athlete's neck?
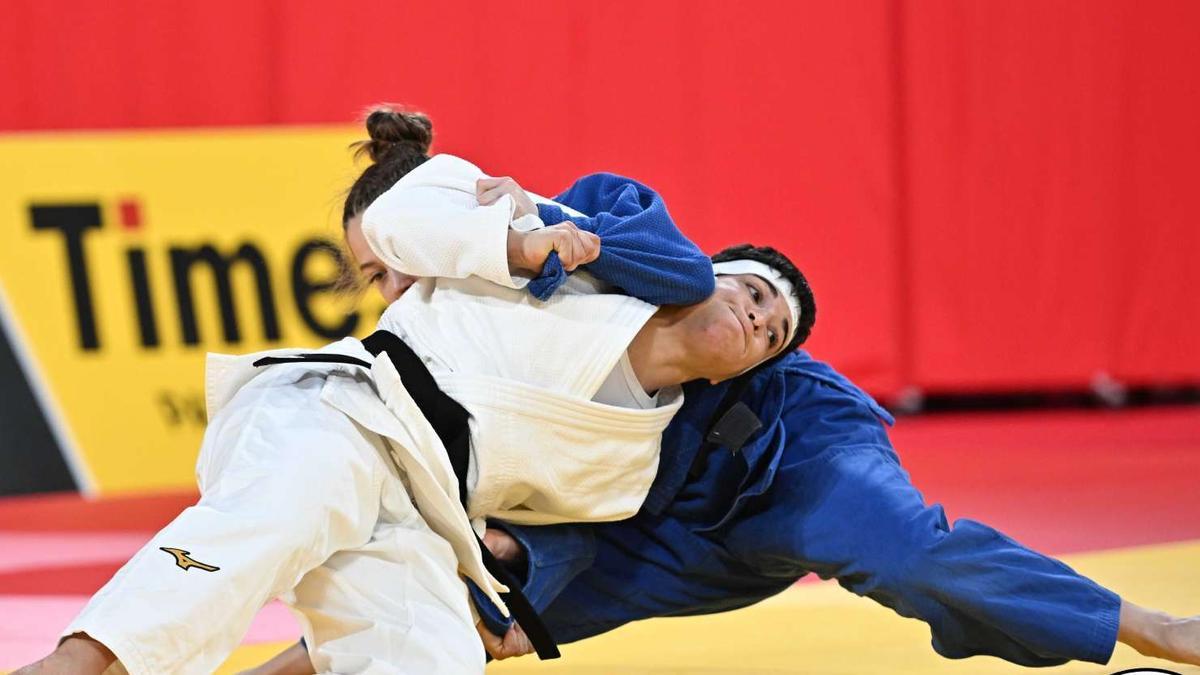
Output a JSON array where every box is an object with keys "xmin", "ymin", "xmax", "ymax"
[{"xmin": 626, "ymin": 307, "xmax": 704, "ymax": 393}]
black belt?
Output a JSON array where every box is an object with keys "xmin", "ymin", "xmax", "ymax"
[{"xmin": 254, "ymin": 330, "xmax": 561, "ymax": 660}]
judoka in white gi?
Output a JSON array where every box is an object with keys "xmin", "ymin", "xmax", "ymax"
[{"xmin": 23, "ymin": 108, "xmax": 806, "ymax": 675}]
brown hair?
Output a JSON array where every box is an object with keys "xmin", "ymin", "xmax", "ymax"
[
  {"xmin": 342, "ymin": 104, "xmax": 433, "ymax": 227},
  {"xmin": 336, "ymin": 105, "xmax": 433, "ymax": 294}
]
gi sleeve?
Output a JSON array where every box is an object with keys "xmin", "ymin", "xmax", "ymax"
[
  {"xmin": 466, "ymin": 577, "xmax": 512, "ymax": 637},
  {"xmin": 728, "ymin": 377, "xmax": 1122, "ymax": 667},
  {"xmin": 360, "ymin": 155, "xmax": 536, "ymax": 290},
  {"xmin": 536, "ymin": 173, "xmax": 716, "ymax": 305},
  {"xmin": 469, "ymin": 521, "xmax": 598, "ymax": 637},
  {"xmin": 495, "ymin": 521, "xmax": 598, "ymax": 611}
]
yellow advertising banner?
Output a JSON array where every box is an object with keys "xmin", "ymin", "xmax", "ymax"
[{"xmin": 0, "ymin": 126, "xmax": 389, "ymax": 495}]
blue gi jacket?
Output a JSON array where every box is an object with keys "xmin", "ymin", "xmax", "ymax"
[
  {"xmin": 477, "ymin": 173, "xmax": 1122, "ymax": 667},
  {"xmin": 529, "ymin": 172, "xmax": 715, "ymax": 305}
]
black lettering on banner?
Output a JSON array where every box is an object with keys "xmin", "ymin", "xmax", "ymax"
[
  {"xmin": 29, "ymin": 204, "xmax": 103, "ymax": 350},
  {"xmin": 127, "ymin": 248, "xmax": 159, "ymax": 347},
  {"xmin": 169, "ymin": 243, "xmax": 280, "ymax": 345},
  {"xmin": 292, "ymin": 239, "xmax": 359, "ymax": 339},
  {"xmin": 187, "ymin": 393, "xmax": 206, "ymax": 425},
  {"xmin": 157, "ymin": 391, "xmax": 181, "ymax": 426},
  {"xmin": 156, "ymin": 390, "xmax": 206, "ymax": 428},
  {"xmin": 31, "ymin": 202, "xmax": 358, "ymax": 351}
]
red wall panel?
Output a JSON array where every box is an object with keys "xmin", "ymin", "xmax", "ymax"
[
  {"xmin": 264, "ymin": 1, "xmax": 904, "ymax": 396},
  {"xmin": 3, "ymin": 0, "xmax": 1197, "ymax": 397},
  {"xmin": 0, "ymin": 1, "xmax": 279, "ymax": 128},
  {"xmin": 900, "ymin": 0, "xmax": 1200, "ymax": 392},
  {"xmin": 0, "ymin": 0, "xmax": 903, "ymax": 395},
  {"xmin": 1107, "ymin": 4, "xmax": 1200, "ymax": 385}
]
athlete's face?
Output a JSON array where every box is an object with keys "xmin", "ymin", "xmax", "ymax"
[
  {"xmin": 345, "ymin": 214, "xmax": 417, "ymax": 303},
  {"xmin": 681, "ymin": 273, "xmax": 793, "ymax": 383}
]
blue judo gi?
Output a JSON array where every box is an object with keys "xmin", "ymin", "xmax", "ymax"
[{"xmin": 473, "ymin": 173, "xmax": 1123, "ymax": 667}]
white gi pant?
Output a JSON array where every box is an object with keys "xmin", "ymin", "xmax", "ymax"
[{"xmin": 63, "ymin": 366, "xmax": 484, "ymax": 674}]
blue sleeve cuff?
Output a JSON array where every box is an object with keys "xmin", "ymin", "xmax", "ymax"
[
  {"xmin": 1083, "ymin": 586, "xmax": 1122, "ymax": 665},
  {"xmin": 467, "ymin": 577, "xmax": 514, "ymax": 637},
  {"xmin": 489, "ymin": 520, "xmax": 597, "ymax": 611}
]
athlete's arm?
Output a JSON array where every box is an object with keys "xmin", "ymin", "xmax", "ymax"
[
  {"xmin": 366, "ymin": 153, "xmax": 713, "ymax": 305},
  {"xmin": 472, "ymin": 531, "xmax": 536, "ymax": 661},
  {"xmin": 498, "ymin": 172, "xmax": 717, "ymax": 305},
  {"xmin": 506, "ymin": 219, "xmax": 600, "ymax": 276},
  {"xmin": 360, "ymin": 154, "xmax": 550, "ymax": 290},
  {"xmin": 1118, "ymin": 601, "xmax": 1200, "ymax": 665},
  {"xmin": 469, "ymin": 522, "xmax": 596, "ymax": 659},
  {"xmin": 726, "ymin": 374, "xmax": 1200, "ymax": 667}
]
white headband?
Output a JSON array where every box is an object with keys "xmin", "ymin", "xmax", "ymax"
[{"xmin": 712, "ymin": 259, "xmax": 801, "ymax": 344}]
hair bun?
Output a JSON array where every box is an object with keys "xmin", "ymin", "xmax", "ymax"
[{"xmin": 358, "ymin": 105, "xmax": 433, "ymax": 164}]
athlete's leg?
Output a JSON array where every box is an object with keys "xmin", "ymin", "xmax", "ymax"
[
  {"xmin": 286, "ymin": 432, "xmax": 483, "ymax": 674},
  {"xmin": 24, "ymin": 370, "xmax": 390, "ymax": 675}
]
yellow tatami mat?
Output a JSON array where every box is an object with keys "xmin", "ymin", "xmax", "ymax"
[{"xmin": 216, "ymin": 540, "xmax": 1200, "ymax": 674}]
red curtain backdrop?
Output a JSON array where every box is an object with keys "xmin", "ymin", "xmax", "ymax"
[
  {"xmin": 3, "ymin": 0, "xmax": 1197, "ymax": 398},
  {"xmin": 900, "ymin": 0, "xmax": 1200, "ymax": 392}
]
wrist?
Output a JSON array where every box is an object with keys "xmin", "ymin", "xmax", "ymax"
[
  {"xmin": 506, "ymin": 230, "xmax": 533, "ymax": 274},
  {"xmin": 1118, "ymin": 600, "xmax": 1172, "ymax": 657},
  {"xmin": 504, "ymin": 539, "xmax": 528, "ymax": 567}
]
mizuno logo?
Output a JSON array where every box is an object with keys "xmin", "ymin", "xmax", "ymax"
[{"xmin": 159, "ymin": 547, "xmax": 220, "ymax": 572}]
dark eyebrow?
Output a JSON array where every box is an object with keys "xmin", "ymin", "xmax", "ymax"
[
  {"xmin": 758, "ymin": 275, "xmax": 779, "ymax": 298},
  {"xmin": 358, "ymin": 262, "xmax": 375, "ymax": 273},
  {"xmin": 781, "ymin": 318, "xmax": 791, "ymax": 349}
]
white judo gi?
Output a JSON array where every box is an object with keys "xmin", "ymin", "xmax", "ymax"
[{"xmin": 63, "ymin": 155, "xmax": 684, "ymax": 674}]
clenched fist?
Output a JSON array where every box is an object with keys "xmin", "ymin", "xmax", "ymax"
[{"xmin": 507, "ymin": 221, "xmax": 600, "ymax": 275}]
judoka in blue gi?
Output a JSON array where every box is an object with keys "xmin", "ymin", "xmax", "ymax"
[
  {"xmin": 473, "ymin": 176, "xmax": 1200, "ymax": 670},
  {"xmin": 241, "ymin": 117, "xmax": 1200, "ymax": 673}
]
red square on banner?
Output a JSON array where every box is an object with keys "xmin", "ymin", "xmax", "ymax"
[{"xmin": 118, "ymin": 199, "xmax": 141, "ymax": 230}]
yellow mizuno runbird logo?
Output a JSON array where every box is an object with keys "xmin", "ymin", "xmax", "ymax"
[{"xmin": 159, "ymin": 547, "xmax": 220, "ymax": 572}]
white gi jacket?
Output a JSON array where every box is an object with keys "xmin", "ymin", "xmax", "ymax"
[{"xmin": 204, "ymin": 155, "xmax": 683, "ymax": 614}]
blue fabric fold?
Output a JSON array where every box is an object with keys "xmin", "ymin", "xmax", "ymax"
[
  {"xmin": 528, "ymin": 175, "xmax": 715, "ymax": 305},
  {"xmin": 525, "ymin": 250, "xmax": 564, "ymax": 301}
]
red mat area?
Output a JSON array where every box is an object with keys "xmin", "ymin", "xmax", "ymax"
[
  {"xmin": 1, "ymin": 406, "xmax": 1198, "ymax": 598},
  {"xmin": 893, "ymin": 405, "xmax": 1200, "ymax": 553},
  {"xmin": 0, "ymin": 492, "xmax": 197, "ymax": 594},
  {"xmin": 0, "ymin": 491, "xmax": 197, "ymax": 532},
  {"xmin": 0, "ymin": 563, "xmax": 134, "ymax": 595}
]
